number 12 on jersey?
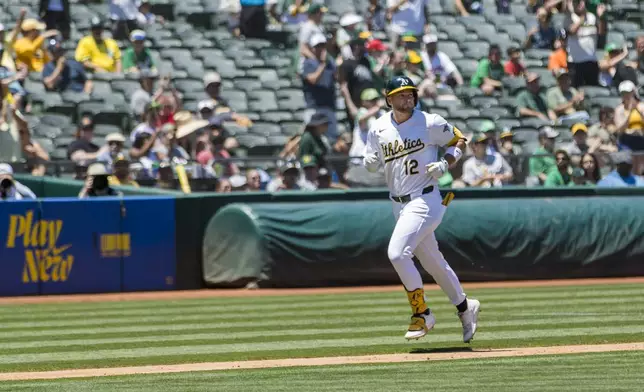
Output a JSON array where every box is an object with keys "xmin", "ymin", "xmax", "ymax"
[{"xmin": 404, "ymin": 159, "xmax": 419, "ymax": 175}]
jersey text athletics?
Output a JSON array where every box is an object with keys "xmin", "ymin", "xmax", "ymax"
[{"xmin": 381, "ymin": 138, "xmax": 425, "ymax": 162}]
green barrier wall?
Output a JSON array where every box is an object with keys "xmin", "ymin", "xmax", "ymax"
[
  {"xmin": 14, "ymin": 175, "xmax": 182, "ymax": 197},
  {"xmin": 202, "ymin": 196, "xmax": 644, "ymax": 288}
]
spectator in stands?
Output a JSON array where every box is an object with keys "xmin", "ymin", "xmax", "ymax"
[
  {"xmin": 631, "ymin": 36, "xmax": 644, "ymax": 74},
  {"xmin": 215, "ymin": 177, "xmax": 232, "ymax": 193},
  {"xmin": 386, "ymin": 0, "xmax": 430, "ymax": 42},
  {"xmin": 13, "ymin": 19, "xmax": 58, "ymax": 72},
  {"xmin": 98, "ymin": 132, "xmax": 127, "ymax": 165},
  {"xmin": 9, "ymin": 101, "xmax": 49, "ymax": 175},
  {"xmin": 565, "ymin": 123, "xmax": 594, "ymax": 155},
  {"xmin": 155, "ymin": 161, "xmax": 175, "ymax": 189},
  {"xmin": 158, "ymin": 123, "xmax": 190, "ymax": 162},
  {"xmin": 0, "ymin": 9, "xmax": 25, "ymax": 72},
  {"xmin": 129, "ymin": 102, "xmax": 164, "ymax": 163},
  {"xmin": 130, "ymin": 69, "xmax": 158, "ymax": 120},
  {"xmin": 39, "ymin": 0, "xmax": 71, "ymax": 40},
  {"xmin": 404, "ymin": 50, "xmax": 425, "ymax": 86},
  {"xmin": 0, "ymin": 65, "xmax": 28, "ymax": 113},
  {"xmin": 68, "ymin": 115, "xmax": 107, "ymax": 163},
  {"xmin": 544, "ymin": 149, "xmax": 572, "ymax": 186},
  {"xmin": 156, "ymin": 93, "xmax": 180, "ymax": 126},
  {"xmin": 569, "ymin": 167, "xmax": 589, "ymax": 186},
  {"xmin": 461, "ymin": 133, "xmax": 513, "ymax": 187},
  {"xmin": 300, "ymin": 154, "xmax": 319, "ymax": 190},
  {"xmin": 245, "ymin": 169, "xmax": 262, "ymax": 191},
  {"xmin": 75, "ymin": 17, "xmax": 122, "ymax": 74},
  {"xmin": 525, "ymin": 8, "xmax": 556, "ymax": 50},
  {"xmin": 548, "ymin": 32, "xmax": 568, "ymax": 73},
  {"xmin": 504, "ymin": 46, "xmax": 526, "ymax": 77},
  {"xmin": 43, "ymin": 38, "xmax": 92, "ymax": 94},
  {"xmin": 529, "ymin": 126, "xmax": 559, "ymax": 184},
  {"xmin": 421, "ymin": 34, "xmax": 463, "ymax": 89},
  {"xmin": 301, "ymin": 34, "xmax": 337, "ymax": 141},
  {"xmin": 614, "ymin": 80, "xmax": 644, "ymax": 174},
  {"xmin": 564, "ymin": 0, "xmax": 605, "ymax": 87},
  {"xmin": 317, "ymin": 167, "xmax": 350, "ymax": 189},
  {"xmin": 546, "ymin": 68, "xmax": 588, "ymax": 124},
  {"xmin": 195, "ymin": 116, "xmax": 239, "ymax": 178},
  {"xmin": 580, "ymin": 152, "xmax": 600, "ymax": 184},
  {"xmin": 471, "ymin": 45, "xmax": 503, "ymax": 96},
  {"xmin": 597, "ymin": 151, "xmax": 644, "ymax": 187},
  {"xmin": 598, "ymin": 43, "xmax": 629, "ymax": 88},
  {"xmin": 0, "ymin": 94, "xmax": 23, "ymax": 162},
  {"xmin": 136, "ymin": 0, "xmax": 165, "ymax": 26},
  {"xmin": 454, "ymin": 0, "xmax": 482, "ymax": 17},
  {"xmin": 298, "ymin": 112, "xmax": 331, "ymax": 168},
  {"xmin": 349, "ymin": 88, "xmax": 385, "ymax": 162},
  {"xmin": 337, "ymin": 14, "xmax": 364, "ymax": 60},
  {"xmin": 201, "ymin": 72, "xmax": 252, "ymax": 127},
  {"xmin": 108, "ymin": 153, "xmax": 139, "ymax": 187},
  {"xmin": 122, "ymin": 30, "xmax": 156, "ymax": 74},
  {"xmin": 498, "ymin": 129, "xmax": 522, "ymax": 171},
  {"xmin": 478, "ymin": 120, "xmax": 499, "ymax": 154},
  {"xmin": 366, "ymin": 0, "xmax": 387, "ymax": 32},
  {"xmin": 516, "ymin": 72, "xmax": 556, "ymax": 122},
  {"xmin": 79, "ymin": 162, "xmax": 122, "ymax": 198},
  {"xmin": 0, "ymin": 163, "xmax": 37, "ymax": 200},
  {"xmin": 110, "ymin": 0, "xmax": 139, "ymax": 41},
  {"xmin": 588, "ymin": 106, "xmax": 617, "ymax": 152},
  {"xmin": 298, "ymin": 4, "xmax": 327, "ymax": 61},
  {"xmin": 239, "ymin": 0, "xmax": 267, "ymax": 39},
  {"xmin": 339, "ymin": 38, "xmax": 375, "ymax": 121}
]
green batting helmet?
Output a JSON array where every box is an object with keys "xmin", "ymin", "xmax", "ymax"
[{"xmin": 385, "ymin": 76, "xmax": 418, "ymax": 107}]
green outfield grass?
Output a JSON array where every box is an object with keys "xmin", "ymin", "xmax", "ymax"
[
  {"xmin": 1, "ymin": 351, "xmax": 642, "ymax": 392},
  {"xmin": 0, "ymin": 283, "xmax": 642, "ymax": 373}
]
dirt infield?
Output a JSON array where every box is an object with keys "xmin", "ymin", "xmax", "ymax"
[
  {"xmin": 1, "ymin": 277, "xmax": 643, "ymax": 305},
  {"xmin": 1, "ymin": 343, "xmax": 642, "ymax": 381}
]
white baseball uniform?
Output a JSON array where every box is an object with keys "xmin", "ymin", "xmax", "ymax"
[{"xmin": 363, "ymin": 109, "xmax": 466, "ymax": 305}]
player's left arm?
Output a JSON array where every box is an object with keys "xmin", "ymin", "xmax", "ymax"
[{"xmin": 426, "ymin": 115, "xmax": 466, "ymax": 179}]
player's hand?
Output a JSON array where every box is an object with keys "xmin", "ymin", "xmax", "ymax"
[
  {"xmin": 364, "ymin": 153, "xmax": 380, "ymax": 172},
  {"xmin": 425, "ymin": 158, "xmax": 448, "ymax": 179}
]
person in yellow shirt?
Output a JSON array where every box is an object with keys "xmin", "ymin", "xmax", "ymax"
[
  {"xmin": 13, "ymin": 19, "xmax": 58, "ymax": 72},
  {"xmin": 108, "ymin": 154, "xmax": 139, "ymax": 187},
  {"xmin": 75, "ymin": 17, "xmax": 122, "ymax": 73}
]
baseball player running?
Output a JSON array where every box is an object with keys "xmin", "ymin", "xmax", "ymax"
[{"xmin": 363, "ymin": 76, "xmax": 480, "ymax": 343}]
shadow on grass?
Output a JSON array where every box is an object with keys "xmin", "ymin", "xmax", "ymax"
[{"xmin": 409, "ymin": 347, "xmax": 475, "ymax": 354}]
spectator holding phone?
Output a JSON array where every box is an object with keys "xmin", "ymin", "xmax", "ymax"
[
  {"xmin": 78, "ymin": 162, "xmax": 122, "ymax": 198},
  {"xmin": 0, "ymin": 163, "xmax": 37, "ymax": 200}
]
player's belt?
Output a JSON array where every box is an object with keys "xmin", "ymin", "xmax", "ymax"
[{"xmin": 391, "ymin": 185, "xmax": 434, "ymax": 203}]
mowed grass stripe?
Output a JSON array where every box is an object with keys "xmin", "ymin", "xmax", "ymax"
[
  {"xmin": 0, "ymin": 325, "xmax": 643, "ymax": 365},
  {"xmin": 2, "ymin": 313, "xmax": 644, "ymax": 351},
  {"xmin": 2, "ymin": 287, "xmax": 642, "ymax": 322},
  {"xmin": 2, "ymin": 296, "xmax": 642, "ymax": 331},
  {"xmin": 0, "ymin": 283, "xmax": 641, "ymax": 315}
]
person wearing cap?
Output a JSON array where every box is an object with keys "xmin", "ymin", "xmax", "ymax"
[
  {"xmin": 298, "ymin": 4, "xmax": 327, "ymax": 61},
  {"xmin": 75, "ymin": 17, "xmax": 122, "ymax": 73},
  {"xmin": 598, "ymin": 43, "xmax": 635, "ymax": 89},
  {"xmin": 79, "ymin": 162, "xmax": 122, "ymax": 198},
  {"xmin": 504, "ymin": 46, "xmax": 526, "ymax": 77},
  {"xmin": 546, "ymin": 68, "xmax": 588, "ymax": 125},
  {"xmin": 403, "ymin": 50, "xmax": 424, "ymax": 86},
  {"xmin": 420, "ymin": 34, "xmax": 463, "ymax": 89},
  {"xmin": 498, "ymin": 128, "xmax": 522, "ymax": 170},
  {"xmin": 109, "ymin": 0, "xmax": 140, "ymax": 41},
  {"xmin": 68, "ymin": 115, "xmax": 106, "ymax": 163},
  {"xmin": 516, "ymin": 72, "xmax": 557, "ymax": 122},
  {"xmin": 108, "ymin": 153, "xmax": 139, "ymax": 188},
  {"xmin": 525, "ymin": 7, "xmax": 556, "ymax": 50},
  {"xmin": 587, "ymin": 106, "xmax": 618, "ymax": 153},
  {"xmin": 543, "ymin": 149, "xmax": 573, "ymax": 186},
  {"xmin": 129, "ymin": 69, "xmax": 158, "ymax": 119},
  {"xmin": 477, "ymin": 120, "xmax": 500, "ymax": 154},
  {"xmin": 97, "ymin": 132, "xmax": 128, "ymax": 165},
  {"xmin": 266, "ymin": 160, "xmax": 308, "ymax": 192},
  {"xmin": 136, "ymin": 0, "xmax": 165, "ymax": 26},
  {"xmin": 298, "ymin": 111, "xmax": 331, "ymax": 168},
  {"xmin": 461, "ymin": 133, "xmax": 513, "ymax": 188},
  {"xmin": 471, "ymin": 45, "xmax": 504, "ymax": 95},
  {"xmin": 202, "ymin": 72, "xmax": 253, "ymax": 128},
  {"xmin": 0, "ymin": 9, "xmax": 26, "ymax": 72},
  {"xmin": 547, "ymin": 30, "xmax": 568, "ymax": 73},
  {"xmin": 301, "ymin": 33, "xmax": 338, "ymax": 141},
  {"xmin": 565, "ymin": 123, "xmax": 595, "ymax": 156},
  {"xmin": 0, "ymin": 163, "xmax": 37, "ymax": 201},
  {"xmin": 337, "ymin": 13, "xmax": 364, "ymax": 60},
  {"xmin": 386, "ymin": 0, "xmax": 430, "ymax": 41},
  {"xmin": 529, "ymin": 126, "xmax": 559, "ymax": 184},
  {"xmin": 13, "ymin": 19, "xmax": 58, "ymax": 72},
  {"xmin": 366, "ymin": 0, "xmax": 386, "ymax": 32},
  {"xmin": 39, "ymin": 0, "xmax": 71, "ymax": 40},
  {"xmin": 349, "ymin": 88, "xmax": 385, "ymax": 162},
  {"xmin": 564, "ymin": 0, "xmax": 606, "ymax": 87},
  {"xmin": 300, "ymin": 154, "xmax": 320, "ymax": 189},
  {"xmin": 122, "ymin": 29, "xmax": 156, "ymax": 74},
  {"xmin": 42, "ymin": 37, "xmax": 91, "ymax": 94},
  {"xmin": 597, "ymin": 151, "xmax": 644, "ymax": 187},
  {"xmin": 614, "ymin": 80, "xmax": 644, "ymax": 173},
  {"xmin": 339, "ymin": 38, "xmax": 375, "ymax": 122}
]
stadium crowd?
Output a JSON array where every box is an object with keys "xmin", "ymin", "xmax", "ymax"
[{"xmin": 1, "ymin": 0, "xmax": 644, "ymax": 198}]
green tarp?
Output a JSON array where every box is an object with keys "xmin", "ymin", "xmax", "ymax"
[{"xmin": 203, "ymin": 197, "xmax": 644, "ymax": 287}]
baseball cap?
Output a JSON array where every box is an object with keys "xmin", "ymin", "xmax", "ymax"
[
  {"xmin": 571, "ymin": 123, "xmax": 588, "ymax": 134},
  {"xmin": 280, "ymin": 161, "xmax": 301, "ymax": 174},
  {"xmin": 90, "ymin": 16, "xmax": 104, "ymax": 29},
  {"xmin": 203, "ymin": 72, "xmax": 221, "ymax": 87},
  {"xmin": 479, "ymin": 120, "xmax": 496, "ymax": 133},
  {"xmin": 229, "ymin": 174, "xmax": 247, "ymax": 188},
  {"xmin": 401, "ymin": 32, "xmax": 418, "ymax": 43},
  {"xmin": 113, "ymin": 153, "xmax": 129, "ymax": 164},
  {"xmin": 405, "ymin": 50, "xmax": 422, "ymax": 64},
  {"xmin": 21, "ymin": 19, "xmax": 46, "ymax": 32},
  {"xmin": 471, "ymin": 133, "xmax": 488, "ymax": 144},
  {"xmin": 307, "ymin": 3, "xmax": 328, "ymax": 14},
  {"xmin": 525, "ymin": 72, "xmax": 540, "ymax": 83},
  {"xmin": 359, "ymin": 31, "xmax": 372, "ymax": 39},
  {"xmin": 605, "ymin": 42, "xmax": 620, "ymax": 53},
  {"xmin": 87, "ymin": 162, "xmax": 109, "ymax": 176},
  {"xmin": 198, "ymin": 99, "xmax": 216, "ymax": 112},
  {"xmin": 339, "ymin": 13, "xmax": 363, "ymax": 27},
  {"xmin": 301, "ymin": 154, "xmax": 318, "ymax": 168},
  {"xmin": 360, "ymin": 88, "xmax": 380, "ymax": 102},
  {"xmin": 618, "ymin": 80, "xmax": 636, "ymax": 94},
  {"xmin": 365, "ymin": 39, "xmax": 388, "ymax": 52},
  {"xmin": 499, "ymin": 129, "xmax": 513, "ymax": 139},
  {"xmin": 130, "ymin": 29, "xmax": 146, "ymax": 41},
  {"xmin": 539, "ymin": 126, "xmax": 559, "ymax": 139},
  {"xmin": 554, "ymin": 68, "xmax": 569, "ymax": 79},
  {"xmin": 106, "ymin": 132, "xmax": 126, "ymax": 143},
  {"xmin": 47, "ymin": 37, "xmax": 62, "ymax": 52},
  {"xmin": 309, "ymin": 34, "xmax": 327, "ymax": 47},
  {"xmin": 0, "ymin": 163, "xmax": 14, "ymax": 176},
  {"xmin": 423, "ymin": 34, "xmax": 438, "ymax": 44}
]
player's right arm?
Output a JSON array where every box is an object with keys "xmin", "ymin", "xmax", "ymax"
[{"xmin": 363, "ymin": 127, "xmax": 381, "ymax": 173}]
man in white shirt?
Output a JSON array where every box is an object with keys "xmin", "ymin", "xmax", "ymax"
[
  {"xmin": 0, "ymin": 163, "xmax": 37, "ymax": 200},
  {"xmin": 420, "ymin": 34, "xmax": 463, "ymax": 89},
  {"xmin": 386, "ymin": 0, "xmax": 430, "ymax": 42},
  {"xmin": 461, "ymin": 133, "xmax": 513, "ymax": 187},
  {"xmin": 110, "ymin": 0, "xmax": 139, "ymax": 40},
  {"xmin": 298, "ymin": 4, "xmax": 327, "ymax": 63},
  {"xmin": 564, "ymin": 0, "xmax": 606, "ymax": 87}
]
